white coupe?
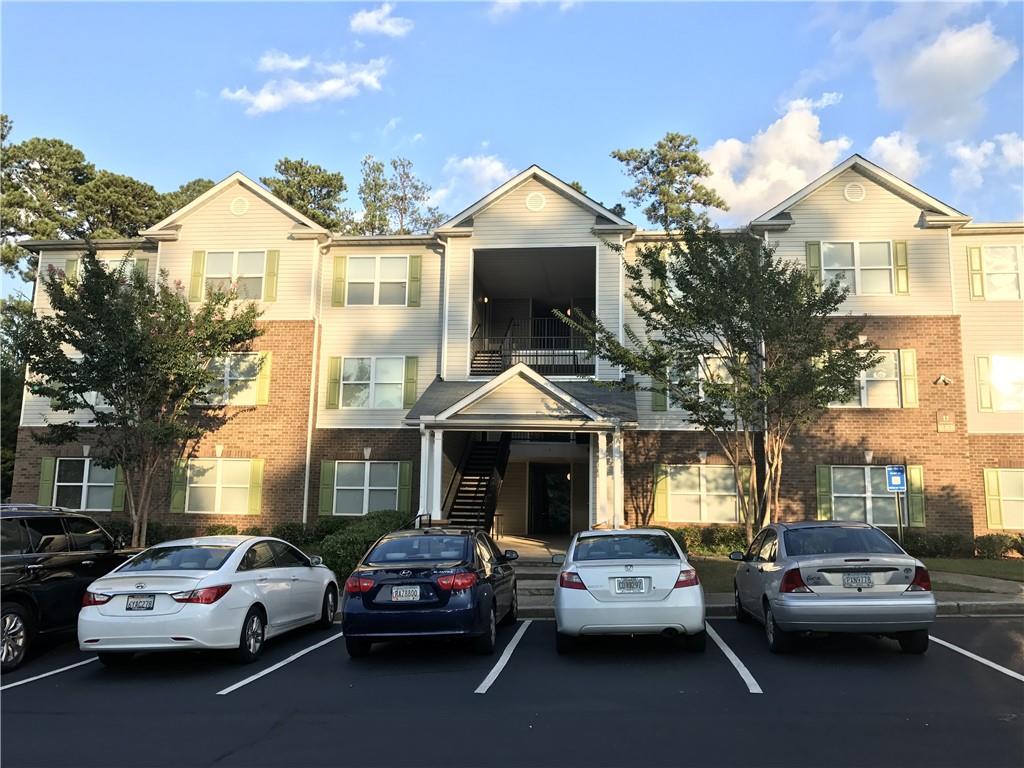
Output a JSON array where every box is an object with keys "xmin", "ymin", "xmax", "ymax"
[{"xmin": 78, "ymin": 536, "xmax": 338, "ymax": 666}]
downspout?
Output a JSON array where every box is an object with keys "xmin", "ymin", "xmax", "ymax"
[
  {"xmin": 438, "ymin": 234, "xmax": 449, "ymax": 380},
  {"xmin": 300, "ymin": 239, "xmax": 326, "ymax": 525}
]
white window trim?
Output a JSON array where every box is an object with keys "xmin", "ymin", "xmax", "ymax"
[
  {"xmin": 831, "ymin": 349, "xmax": 902, "ymax": 409},
  {"xmin": 341, "ymin": 356, "xmax": 405, "ymax": 410},
  {"xmin": 203, "ymin": 249, "xmax": 266, "ymax": 301},
  {"xmin": 207, "ymin": 352, "xmax": 261, "ymax": 406},
  {"xmin": 992, "ymin": 469, "xmax": 1024, "ymax": 530},
  {"xmin": 822, "ymin": 240, "xmax": 894, "ymax": 296},
  {"xmin": 184, "ymin": 458, "xmax": 252, "ymax": 516},
  {"xmin": 332, "ymin": 460, "xmax": 399, "ymax": 516},
  {"xmin": 53, "ymin": 458, "xmax": 114, "ymax": 512},
  {"xmin": 831, "ymin": 465, "xmax": 905, "ymax": 526},
  {"xmin": 981, "ymin": 245, "xmax": 1023, "ymax": 301},
  {"xmin": 345, "ymin": 254, "xmax": 409, "ymax": 306},
  {"xmin": 667, "ymin": 356, "xmax": 733, "ymax": 411},
  {"xmin": 667, "ymin": 464, "xmax": 739, "ymax": 523}
]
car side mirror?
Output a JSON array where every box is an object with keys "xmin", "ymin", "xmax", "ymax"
[
  {"xmin": 551, "ymin": 554, "xmax": 566, "ymax": 566},
  {"xmin": 114, "ymin": 534, "xmax": 127, "ymax": 550},
  {"xmin": 308, "ymin": 556, "xmax": 323, "ymax": 566},
  {"xmin": 503, "ymin": 550, "xmax": 519, "ymax": 562},
  {"xmin": 729, "ymin": 551, "xmax": 745, "ymax": 562}
]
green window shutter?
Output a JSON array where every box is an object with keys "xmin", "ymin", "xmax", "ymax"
[
  {"xmin": 397, "ymin": 461, "xmax": 412, "ymax": 513},
  {"xmin": 967, "ymin": 247, "xmax": 985, "ymax": 299},
  {"xmin": 65, "ymin": 257, "xmax": 79, "ymax": 280},
  {"xmin": 133, "ymin": 258, "xmax": 150, "ymax": 280},
  {"xmin": 651, "ymin": 379, "xmax": 667, "ymax": 412},
  {"xmin": 331, "ymin": 255, "xmax": 347, "ymax": 307},
  {"xmin": 326, "ymin": 357, "xmax": 342, "ymax": 409},
  {"xmin": 247, "ymin": 459, "xmax": 264, "ymax": 515},
  {"xmin": 805, "ymin": 242, "xmax": 822, "ymax": 290},
  {"xmin": 907, "ymin": 465, "xmax": 925, "ymax": 527},
  {"xmin": 984, "ymin": 468, "xmax": 1002, "ymax": 528},
  {"xmin": 893, "ymin": 241, "xmax": 909, "ymax": 295},
  {"xmin": 37, "ymin": 457, "xmax": 56, "ymax": 506},
  {"xmin": 407, "ymin": 254, "xmax": 422, "ymax": 307},
  {"xmin": 255, "ymin": 352, "xmax": 272, "ymax": 405},
  {"xmin": 403, "ymin": 357, "xmax": 419, "ymax": 409},
  {"xmin": 653, "ymin": 464, "xmax": 668, "ymax": 521},
  {"xmin": 169, "ymin": 460, "xmax": 188, "ymax": 513},
  {"xmin": 319, "ymin": 460, "xmax": 336, "ymax": 517},
  {"xmin": 976, "ymin": 356, "xmax": 993, "ymax": 411},
  {"xmin": 899, "ymin": 349, "xmax": 919, "ymax": 408},
  {"xmin": 815, "ymin": 465, "xmax": 833, "ymax": 520},
  {"xmin": 188, "ymin": 251, "xmax": 206, "ymax": 302},
  {"xmin": 263, "ymin": 249, "xmax": 280, "ymax": 302},
  {"xmin": 111, "ymin": 467, "xmax": 126, "ymax": 512}
]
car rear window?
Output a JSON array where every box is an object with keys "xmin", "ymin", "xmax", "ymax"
[
  {"xmin": 783, "ymin": 527, "xmax": 903, "ymax": 557},
  {"xmin": 365, "ymin": 536, "xmax": 469, "ymax": 564},
  {"xmin": 119, "ymin": 545, "xmax": 235, "ymax": 572},
  {"xmin": 573, "ymin": 534, "xmax": 678, "ymax": 561}
]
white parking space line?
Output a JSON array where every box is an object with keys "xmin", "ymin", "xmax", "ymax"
[
  {"xmin": 931, "ymin": 636, "xmax": 1024, "ymax": 683},
  {"xmin": 0, "ymin": 658, "xmax": 97, "ymax": 691},
  {"xmin": 706, "ymin": 623, "xmax": 763, "ymax": 695},
  {"xmin": 475, "ymin": 620, "xmax": 532, "ymax": 695},
  {"xmin": 217, "ymin": 632, "xmax": 345, "ymax": 696}
]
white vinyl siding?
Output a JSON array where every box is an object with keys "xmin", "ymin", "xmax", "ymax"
[
  {"xmin": 332, "ymin": 461, "xmax": 399, "ymax": 516},
  {"xmin": 53, "ymin": 458, "xmax": 115, "ymax": 511},
  {"xmin": 667, "ymin": 465, "xmax": 739, "ymax": 523},
  {"xmin": 831, "ymin": 466, "xmax": 901, "ymax": 526},
  {"xmin": 185, "ymin": 458, "xmax": 251, "ymax": 515}
]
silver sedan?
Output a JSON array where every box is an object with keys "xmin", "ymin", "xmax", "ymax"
[{"xmin": 731, "ymin": 522, "xmax": 936, "ymax": 654}]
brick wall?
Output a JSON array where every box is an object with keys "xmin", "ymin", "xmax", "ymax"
[{"xmin": 967, "ymin": 434, "xmax": 1024, "ymax": 535}]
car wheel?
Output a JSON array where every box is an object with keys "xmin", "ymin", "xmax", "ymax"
[
  {"xmin": 235, "ymin": 607, "xmax": 266, "ymax": 664},
  {"xmin": 555, "ymin": 632, "xmax": 577, "ymax": 655},
  {"xmin": 499, "ymin": 586, "xmax": 518, "ymax": 627},
  {"xmin": 97, "ymin": 652, "xmax": 135, "ymax": 668},
  {"xmin": 734, "ymin": 584, "xmax": 750, "ymax": 624},
  {"xmin": 764, "ymin": 602, "xmax": 793, "ymax": 654},
  {"xmin": 473, "ymin": 604, "xmax": 497, "ymax": 655},
  {"xmin": 684, "ymin": 630, "xmax": 707, "ymax": 653},
  {"xmin": 345, "ymin": 637, "xmax": 372, "ymax": 659},
  {"xmin": 898, "ymin": 629, "xmax": 929, "ymax": 655},
  {"xmin": 318, "ymin": 586, "xmax": 338, "ymax": 629},
  {"xmin": 1, "ymin": 604, "xmax": 32, "ymax": 673}
]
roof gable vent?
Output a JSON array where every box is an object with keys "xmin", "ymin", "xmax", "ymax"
[
  {"xmin": 230, "ymin": 196, "xmax": 250, "ymax": 216},
  {"xmin": 525, "ymin": 191, "xmax": 547, "ymax": 212},
  {"xmin": 843, "ymin": 182, "xmax": 866, "ymax": 203}
]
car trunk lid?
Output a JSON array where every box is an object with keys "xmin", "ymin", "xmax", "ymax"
[
  {"xmin": 359, "ymin": 561, "xmax": 466, "ymax": 609},
  {"xmin": 91, "ymin": 572, "xmax": 210, "ymax": 616},
  {"xmin": 795, "ymin": 555, "xmax": 918, "ymax": 596},
  {"xmin": 575, "ymin": 560, "xmax": 681, "ymax": 602}
]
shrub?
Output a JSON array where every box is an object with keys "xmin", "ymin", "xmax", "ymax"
[
  {"xmin": 974, "ymin": 534, "xmax": 1015, "ymax": 560},
  {"xmin": 314, "ymin": 517, "xmax": 353, "ymax": 541},
  {"xmin": 320, "ymin": 510, "xmax": 411, "ymax": 579},
  {"xmin": 901, "ymin": 532, "xmax": 974, "ymax": 559},
  {"xmin": 1012, "ymin": 534, "xmax": 1024, "ymax": 558},
  {"xmin": 147, "ymin": 522, "xmax": 197, "ymax": 543},
  {"xmin": 653, "ymin": 525, "xmax": 746, "ymax": 557},
  {"xmin": 271, "ymin": 521, "xmax": 313, "ymax": 545},
  {"xmin": 204, "ymin": 523, "xmax": 238, "ymax": 536},
  {"xmin": 240, "ymin": 525, "xmax": 263, "ymax": 537}
]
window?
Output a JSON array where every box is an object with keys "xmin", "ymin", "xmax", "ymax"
[
  {"xmin": 365, "ymin": 535, "xmax": 469, "ymax": 564},
  {"xmin": 204, "ymin": 250, "xmax": 265, "ymax": 300},
  {"xmin": 332, "ymin": 461, "xmax": 399, "ymax": 516},
  {"xmin": 23, "ymin": 517, "xmax": 69, "ymax": 554},
  {"xmin": 822, "ymin": 241, "xmax": 893, "ymax": 295},
  {"xmin": 667, "ymin": 356, "xmax": 734, "ymax": 411},
  {"xmin": 755, "ymin": 530, "xmax": 778, "ymax": 563},
  {"xmin": 667, "ymin": 465, "xmax": 739, "ymax": 523},
  {"xmin": 833, "ymin": 350, "xmax": 902, "ymax": 408},
  {"xmin": 122, "ymin": 545, "xmax": 235, "ymax": 572},
  {"xmin": 573, "ymin": 533, "xmax": 679, "ymax": 561},
  {"xmin": 268, "ymin": 540, "xmax": 308, "ymax": 567},
  {"xmin": 1, "ymin": 519, "xmax": 29, "ymax": 555},
  {"xmin": 342, "ymin": 357, "xmax": 404, "ymax": 409},
  {"xmin": 64, "ymin": 516, "xmax": 111, "ymax": 552},
  {"xmin": 977, "ymin": 354, "xmax": 1024, "ymax": 412},
  {"xmin": 238, "ymin": 542, "xmax": 276, "ymax": 571},
  {"xmin": 53, "ymin": 458, "xmax": 115, "ymax": 511},
  {"xmin": 207, "ymin": 353, "xmax": 261, "ymax": 406},
  {"xmin": 982, "ymin": 246, "xmax": 1022, "ymax": 300},
  {"xmin": 830, "ymin": 466, "xmax": 901, "ymax": 526},
  {"xmin": 185, "ymin": 458, "xmax": 252, "ymax": 515},
  {"xmin": 784, "ymin": 526, "xmax": 902, "ymax": 556},
  {"xmin": 346, "ymin": 255, "xmax": 408, "ymax": 305},
  {"xmin": 986, "ymin": 469, "xmax": 1024, "ymax": 530}
]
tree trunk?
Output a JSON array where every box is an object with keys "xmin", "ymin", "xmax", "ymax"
[{"xmin": 123, "ymin": 468, "xmax": 141, "ymax": 548}]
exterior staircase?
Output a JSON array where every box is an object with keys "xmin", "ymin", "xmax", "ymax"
[
  {"xmin": 470, "ymin": 349, "xmax": 505, "ymax": 376},
  {"xmin": 444, "ymin": 435, "xmax": 511, "ymax": 530}
]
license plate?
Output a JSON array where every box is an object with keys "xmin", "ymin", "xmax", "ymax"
[
  {"xmin": 842, "ymin": 573, "xmax": 874, "ymax": 589},
  {"xmin": 615, "ymin": 577, "xmax": 645, "ymax": 594},
  {"xmin": 391, "ymin": 586, "xmax": 420, "ymax": 602},
  {"xmin": 125, "ymin": 594, "xmax": 155, "ymax": 611}
]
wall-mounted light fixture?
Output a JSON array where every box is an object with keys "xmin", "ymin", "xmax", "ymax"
[
  {"xmin": 934, "ymin": 375, "xmax": 953, "ymax": 386},
  {"xmin": 864, "ymin": 449, "xmax": 873, "ymax": 464},
  {"xmin": 215, "ymin": 444, "xmax": 224, "ymax": 458},
  {"xmin": 482, "ymin": 296, "xmax": 489, "ymax": 304},
  {"xmin": 363, "ymin": 447, "xmax": 372, "ymax": 461},
  {"xmin": 82, "ymin": 445, "xmax": 91, "ymax": 457},
  {"xmin": 697, "ymin": 450, "xmax": 708, "ymax": 464}
]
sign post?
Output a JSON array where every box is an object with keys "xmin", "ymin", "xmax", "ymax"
[{"xmin": 886, "ymin": 465, "xmax": 907, "ymax": 544}]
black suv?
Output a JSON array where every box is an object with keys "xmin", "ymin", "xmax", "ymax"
[{"xmin": 1, "ymin": 506, "xmax": 131, "ymax": 672}]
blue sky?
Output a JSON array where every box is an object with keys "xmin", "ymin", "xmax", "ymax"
[{"xmin": 3, "ymin": 1, "xmax": 1023, "ymax": 236}]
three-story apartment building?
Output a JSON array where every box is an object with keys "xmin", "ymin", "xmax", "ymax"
[{"xmin": 13, "ymin": 155, "xmax": 1023, "ymax": 542}]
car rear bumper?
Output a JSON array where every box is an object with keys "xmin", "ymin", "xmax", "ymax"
[
  {"xmin": 340, "ymin": 595, "xmax": 487, "ymax": 639},
  {"xmin": 771, "ymin": 593, "xmax": 937, "ymax": 633},
  {"xmin": 555, "ymin": 587, "xmax": 705, "ymax": 637},
  {"xmin": 77, "ymin": 606, "xmax": 242, "ymax": 651}
]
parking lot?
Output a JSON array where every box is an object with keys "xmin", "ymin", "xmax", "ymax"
[{"xmin": 2, "ymin": 616, "xmax": 1022, "ymax": 768}]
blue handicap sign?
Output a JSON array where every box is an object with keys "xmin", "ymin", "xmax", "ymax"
[{"xmin": 886, "ymin": 465, "xmax": 907, "ymax": 493}]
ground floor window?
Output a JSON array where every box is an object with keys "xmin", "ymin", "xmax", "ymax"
[
  {"xmin": 667, "ymin": 465, "xmax": 738, "ymax": 523},
  {"xmin": 186, "ymin": 458, "xmax": 252, "ymax": 515},
  {"xmin": 831, "ymin": 466, "xmax": 901, "ymax": 526},
  {"xmin": 985, "ymin": 469, "xmax": 1024, "ymax": 530},
  {"xmin": 53, "ymin": 458, "xmax": 115, "ymax": 511},
  {"xmin": 333, "ymin": 461, "xmax": 399, "ymax": 516}
]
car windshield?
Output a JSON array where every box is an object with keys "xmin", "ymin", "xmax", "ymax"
[
  {"xmin": 365, "ymin": 536, "xmax": 469, "ymax": 564},
  {"xmin": 119, "ymin": 545, "xmax": 235, "ymax": 572},
  {"xmin": 574, "ymin": 534, "xmax": 678, "ymax": 561},
  {"xmin": 784, "ymin": 527, "xmax": 904, "ymax": 557}
]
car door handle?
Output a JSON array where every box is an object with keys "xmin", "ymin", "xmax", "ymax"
[
  {"xmin": 26, "ymin": 564, "xmax": 42, "ymax": 571},
  {"xmin": 290, "ymin": 576, "xmax": 299, "ymax": 581},
  {"xmin": 256, "ymin": 575, "xmax": 268, "ymax": 582},
  {"xmin": 82, "ymin": 560, "xmax": 95, "ymax": 566}
]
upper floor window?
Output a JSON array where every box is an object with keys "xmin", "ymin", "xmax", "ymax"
[
  {"xmin": 205, "ymin": 250, "xmax": 265, "ymax": 300},
  {"xmin": 332, "ymin": 461, "xmax": 399, "ymax": 516},
  {"xmin": 667, "ymin": 465, "xmax": 739, "ymax": 523},
  {"xmin": 976, "ymin": 354, "xmax": 1024, "ymax": 412},
  {"xmin": 822, "ymin": 241, "xmax": 893, "ymax": 295},
  {"xmin": 186, "ymin": 458, "xmax": 252, "ymax": 515},
  {"xmin": 981, "ymin": 246, "xmax": 1022, "ymax": 300},
  {"xmin": 207, "ymin": 352, "xmax": 261, "ymax": 406},
  {"xmin": 666, "ymin": 356, "xmax": 733, "ymax": 411},
  {"xmin": 832, "ymin": 350, "xmax": 903, "ymax": 408},
  {"xmin": 346, "ymin": 256, "xmax": 408, "ymax": 305},
  {"xmin": 53, "ymin": 458, "xmax": 115, "ymax": 511},
  {"xmin": 342, "ymin": 357, "xmax": 404, "ymax": 408}
]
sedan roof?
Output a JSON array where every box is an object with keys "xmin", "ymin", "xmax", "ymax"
[
  {"xmin": 153, "ymin": 535, "xmax": 257, "ymax": 548},
  {"xmin": 777, "ymin": 521, "xmax": 875, "ymax": 530}
]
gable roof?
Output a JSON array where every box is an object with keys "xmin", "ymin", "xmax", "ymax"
[
  {"xmin": 140, "ymin": 171, "xmax": 330, "ymax": 240},
  {"xmin": 751, "ymin": 154, "xmax": 968, "ymax": 227},
  {"xmin": 437, "ymin": 164, "xmax": 634, "ymax": 232}
]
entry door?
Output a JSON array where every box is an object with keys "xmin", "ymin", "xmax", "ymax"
[{"xmin": 529, "ymin": 463, "xmax": 571, "ymax": 536}]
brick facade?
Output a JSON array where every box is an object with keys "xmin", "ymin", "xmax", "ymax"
[{"xmin": 967, "ymin": 434, "xmax": 1024, "ymax": 535}]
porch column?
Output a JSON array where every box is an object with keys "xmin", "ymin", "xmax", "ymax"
[
  {"xmin": 418, "ymin": 428, "xmax": 430, "ymax": 515},
  {"xmin": 612, "ymin": 428, "xmax": 624, "ymax": 529},
  {"xmin": 430, "ymin": 429, "xmax": 444, "ymax": 520},
  {"xmin": 597, "ymin": 430, "xmax": 609, "ymax": 527}
]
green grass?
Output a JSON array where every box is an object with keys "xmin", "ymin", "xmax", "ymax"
[
  {"xmin": 924, "ymin": 558, "xmax": 1024, "ymax": 582},
  {"xmin": 690, "ymin": 556, "xmax": 739, "ymax": 593}
]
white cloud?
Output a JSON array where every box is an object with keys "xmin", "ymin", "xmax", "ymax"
[
  {"xmin": 488, "ymin": 1, "xmax": 522, "ymax": 19},
  {"xmin": 868, "ymin": 131, "xmax": 928, "ymax": 181},
  {"xmin": 257, "ymin": 50, "xmax": 310, "ymax": 72},
  {"xmin": 701, "ymin": 94, "xmax": 852, "ymax": 224},
  {"xmin": 947, "ymin": 139, "xmax": 996, "ymax": 189},
  {"xmin": 221, "ymin": 58, "xmax": 388, "ymax": 115},
  {"xmin": 558, "ymin": 1, "xmax": 579, "ymax": 11},
  {"xmin": 429, "ymin": 155, "xmax": 518, "ymax": 209},
  {"xmin": 350, "ymin": 4, "xmax": 414, "ymax": 37},
  {"xmin": 411, "ymin": 132, "xmax": 424, "ymax": 143},
  {"xmin": 996, "ymin": 133, "xmax": 1024, "ymax": 168},
  {"xmin": 382, "ymin": 116, "xmax": 401, "ymax": 135}
]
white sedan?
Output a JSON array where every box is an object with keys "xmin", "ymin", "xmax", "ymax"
[
  {"xmin": 553, "ymin": 529, "xmax": 706, "ymax": 653},
  {"xmin": 78, "ymin": 536, "xmax": 338, "ymax": 666}
]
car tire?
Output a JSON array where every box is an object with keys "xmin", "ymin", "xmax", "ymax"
[
  {"xmin": 898, "ymin": 629, "xmax": 929, "ymax": 655},
  {"xmin": 473, "ymin": 604, "xmax": 497, "ymax": 655},
  {"xmin": 345, "ymin": 637, "xmax": 372, "ymax": 659},
  {"xmin": 235, "ymin": 607, "xmax": 266, "ymax": 664},
  {"xmin": 97, "ymin": 652, "xmax": 135, "ymax": 668},
  {"xmin": 555, "ymin": 632, "xmax": 577, "ymax": 655},
  {"xmin": 1, "ymin": 604, "xmax": 33, "ymax": 673},
  {"xmin": 317, "ymin": 586, "xmax": 338, "ymax": 629},
  {"xmin": 734, "ymin": 584, "xmax": 750, "ymax": 624},
  {"xmin": 684, "ymin": 630, "xmax": 707, "ymax": 653},
  {"xmin": 764, "ymin": 602, "xmax": 794, "ymax": 654},
  {"xmin": 499, "ymin": 586, "xmax": 518, "ymax": 627}
]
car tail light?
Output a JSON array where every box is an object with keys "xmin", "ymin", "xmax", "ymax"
[
  {"xmin": 171, "ymin": 585, "xmax": 232, "ymax": 604},
  {"xmin": 82, "ymin": 591, "xmax": 112, "ymax": 607},
  {"xmin": 437, "ymin": 572, "xmax": 478, "ymax": 591},
  {"xmin": 779, "ymin": 568, "xmax": 812, "ymax": 594},
  {"xmin": 907, "ymin": 566, "xmax": 931, "ymax": 592},
  {"xmin": 559, "ymin": 571, "xmax": 587, "ymax": 590},
  {"xmin": 344, "ymin": 576, "xmax": 375, "ymax": 594},
  {"xmin": 674, "ymin": 568, "xmax": 699, "ymax": 588}
]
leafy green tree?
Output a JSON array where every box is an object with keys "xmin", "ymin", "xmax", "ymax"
[
  {"xmin": 569, "ymin": 180, "xmax": 627, "ymax": 219},
  {"xmin": 357, "ymin": 155, "xmax": 390, "ymax": 235},
  {"xmin": 160, "ymin": 178, "xmax": 215, "ymax": 218},
  {"xmin": 0, "ymin": 298, "xmax": 31, "ymax": 501},
  {"xmin": 260, "ymin": 157, "xmax": 351, "ymax": 231},
  {"xmin": 14, "ymin": 246, "xmax": 263, "ymax": 545},
  {"xmin": 386, "ymin": 157, "xmax": 445, "ymax": 234},
  {"xmin": 77, "ymin": 171, "xmax": 166, "ymax": 239}
]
